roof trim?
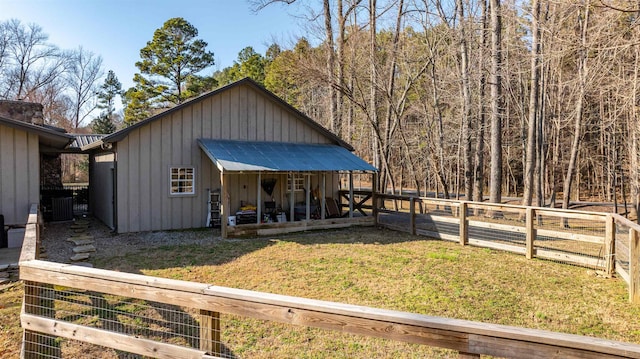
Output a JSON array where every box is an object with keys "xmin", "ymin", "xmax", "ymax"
[
  {"xmin": 101, "ymin": 77, "xmax": 354, "ymax": 151},
  {"xmin": 0, "ymin": 115, "xmax": 74, "ymax": 149}
]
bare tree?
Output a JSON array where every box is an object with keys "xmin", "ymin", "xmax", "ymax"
[
  {"xmin": 456, "ymin": 0, "xmax": 473, "ymax": 202},
  {"xmin": 0, "ymin": 19, "xmax": 68, "ymax": 100},
  {"xmin": 522, "ymin": 0, "xmax": 541, "ymax": 207},
  {"xmin": 561, "ymin": 1, "xmax": 590, "ymax": 221},
  {"xmin": 489, "ymin": 0, "xmax": 503, "ymax": 205},
  {"xmin": 66, "ymin": 47, "xmax": 104, "ymax": 129},
  {"xmin": 473, "ymin": 0, "xmax": 488, "ymax": 206}
]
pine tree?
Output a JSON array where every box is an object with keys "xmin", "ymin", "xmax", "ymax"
[
  {"xmin": 97, "ymin": 70, "xmax": 123, "ymax": 119},
  {"xmin": 91, "ymin": 113, "xmax": 116, "ymax": 134},
  {"xmin": 134, "ymin": 17, "xmax": 214, "ymax": 105}
]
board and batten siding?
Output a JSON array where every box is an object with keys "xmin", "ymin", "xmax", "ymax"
[
  {"xmin": 0, "ymin": 123, "xmax": 39, "ymax": 226},
  {"xmin": 90, "ymin": 152, "xmax": 115, "ymax": 229},
  {"xmin": 115, "ymin": 83, "xmax": 334, "ymax": 232}
]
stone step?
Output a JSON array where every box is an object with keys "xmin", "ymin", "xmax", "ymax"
[
  {"xmin": 66, "ymin": 235, "xmax": 94, "ymax": 242},
  {"xmin": 68, "ymin": 238, "xmax": 95, "ymax": 246},
  {"xmin": 73, "ymin": 245, "xmax": 96, "ymax": 254},
  {"xmin": 73, "ymin": 228, "xmax": 88, "ymax": 234},
  {"xmin": 0, "ymin": 272, "xmax": 9, "ymax": 278},
  {"xmin": 70, "ymin": 253, "xmax": 91, "ymax": 261},
  {"xmin": 74, "ymin": 220, "xmax": 90, "ymax": 225},
  {"xmin": 70, "ymin": 224, "xmax": 89, "ymax": 230}
]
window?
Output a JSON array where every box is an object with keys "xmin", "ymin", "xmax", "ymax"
[
  {"xmin": 170, "ymin": 167, "xmax": 195, "ymax": 195},
  {"xmin": 287, "ymin": 174, "xmax": 305, "ymax": 192}
]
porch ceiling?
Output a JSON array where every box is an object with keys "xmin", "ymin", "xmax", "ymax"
[{"xmin": 197, "ymin": 139, "xmax": 377, "ymax": 173}]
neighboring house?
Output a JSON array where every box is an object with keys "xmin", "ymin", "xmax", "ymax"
[
  {"xmin": 0, "ymin": 107, "xmax": 74, "ymax": 227},
  {"xmin": 83, "ymin": 78, "xmax": 376, "ymax": 237}
]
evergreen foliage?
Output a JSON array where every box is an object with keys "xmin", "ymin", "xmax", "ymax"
[
  {"xmin": 91, "ymin": 113, "xmax": 117, "ymax": 134},
  {"xmin": 123, "ymin": 17, "xmax": 214, "ymax": 124}
]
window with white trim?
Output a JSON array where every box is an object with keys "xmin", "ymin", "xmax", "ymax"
[
  {"xmin": 287, "ymin": 174, "xmax": 305, "ymax": 192},
  {"xmin": 170, "ymin": 167, "xmax": 195, "ymax": 195}
]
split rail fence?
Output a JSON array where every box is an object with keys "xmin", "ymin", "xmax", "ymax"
[{"xmin": 19, "ymin": 202, "xmax": 640, "ymax": 358}]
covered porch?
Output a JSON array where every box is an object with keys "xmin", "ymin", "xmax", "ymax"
[{"xmin": 198, "ymin": 139, "xmax": 377, "ymax": 238}]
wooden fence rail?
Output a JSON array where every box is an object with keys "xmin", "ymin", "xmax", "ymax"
[
  {"xmin": 19, "ymin": 202, "xmax": 640, "ymax": 358},
  {"xmin": 374, "ymin": 193, "xmax": 640, "ymax": 303}
]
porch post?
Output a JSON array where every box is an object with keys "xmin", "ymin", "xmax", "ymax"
[
  {"xmin": 349, "ymin": 171, "xmax": 354, "ymax": 218},
  {"xmin": 221, "ymin": 171, "xmax": 228, "ymax": 238},
  {"xmin": 289, "ymin": 172, "xmax": 295, "ymax": 222},
  {"xmin": 257, "ymin": 172, "xmax": 262, "ymax": 224},
  {"xmin": 305, "ymin": 174, "xmax": 311, "ymax": 220},
  {"xmin": 321, "ymin": 172, "xmax": 326, "ymax": 220}
]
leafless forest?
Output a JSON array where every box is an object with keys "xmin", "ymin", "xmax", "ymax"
[{"xmin": 1, "ymin": 1, "xmax": 639, "ymax": 220}]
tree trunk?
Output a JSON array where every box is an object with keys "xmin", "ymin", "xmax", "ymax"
[
  {"xmin": 631, "ymin": 46, "xmax": 640, "ymax": 222},
  {"xmin": 473, "ymin": 0, "xmax": 488, "ymax": 208},
  {"xmin": 323, "ymin": 0, "xmax": 338, "ymax": 136},
  {"xmin": 489, "ymin": 0, "xmax": 503, "ymax": 205},
  {"xmin": 370, "ymin": 0, "xmax": 380, "ymax": 192},
  {"xmin": 561, "ymin": 2, "xmax": 590, "ymax": 226},
  {"xmin": 456, "ymin": 0, "xmax": 473, "ymax": 202},
  {"xmin": 522, "ymin": 0, "xmax": 541, "ymax": 207}
]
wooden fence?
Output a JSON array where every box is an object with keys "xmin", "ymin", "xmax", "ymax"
[
  {"xmin": 19, "ymin": 203, "xmax": 640, "ymax": 358},
  {"xmin": 374, "ymin": 193, "xmax": 640, "ymax": 304}
]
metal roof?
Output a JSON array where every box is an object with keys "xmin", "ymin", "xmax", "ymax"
[
  {"xmin": 198, "ymin": 139, "xmax": 377, "ymax": 172},
  {"xmin": 69, "ymin": 134, "xmax": 105, "ymax": 149}
]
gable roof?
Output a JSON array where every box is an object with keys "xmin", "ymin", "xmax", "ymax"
[
  {"xmin": 84, "ymin": 78, "xmax": 353, "ymax": 151},
  {"xmin": 0, "ymin": 115, "xmax": 74, "ymax": 149}
]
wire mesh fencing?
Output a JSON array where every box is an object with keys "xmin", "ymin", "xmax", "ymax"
[
  {"xmin": 375, "ymin": 195, "xmax": 613, "ymax": 271},
  {"xmin": 614, "ymin": 223, "xmax": 631, "ymax": 282},
  {"xmin": 21, "ymin": 281, "xmax": 462, "ymax": 359},
  {"xmin": 532, "ymin": 210, "xmax": 607, "ymax": 269}
]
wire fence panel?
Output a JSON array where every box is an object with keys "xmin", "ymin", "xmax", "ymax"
[
  {"xmin": 615, "ymin": 223, "xmax": 631, "ymax": 283},
  {"xmin": 23, "ymin": 282, "xmax": 202, "ymax": 358},
  {"xmin": 466, "ymin": 205, "xmax": 527, "ymax": 253},
  {"xmin": 532, "ymin": 211, "xmax": 606, "ymax": 269},
  {"xmin": 22, "ymin": 281, "xmax": 461, "ymax": 359}
]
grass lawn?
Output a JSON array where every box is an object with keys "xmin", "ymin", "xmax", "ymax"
[{"xmin": 3, "ymin": 226, "xmax": 640, "ymax": 358}]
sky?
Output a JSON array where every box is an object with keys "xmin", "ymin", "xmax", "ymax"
[{"xmin": 2, "ymin": 0, "xmax": 309, "ymax": 91}]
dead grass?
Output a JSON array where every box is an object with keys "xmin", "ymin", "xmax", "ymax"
[
  {"xmin": 4, "ymin": 226, "xmax": 640, "ymax": 358},
  {"xmin": 0, "ymin": 282, "xmax": 25, "ymax": 359},
  {"xmin": 94, "ymin": 227, "xmax": 640, "ymax": 357}
]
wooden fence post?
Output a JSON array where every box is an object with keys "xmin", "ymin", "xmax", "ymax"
[
  {"xmin": 630, "ymin": 229, "xmax": 640, "ymax": 304},
  {"xmin": 372, "ymin": 173, "xmax": 378, "ymax": 226},
  {"xmin": 526, "ymin": 207, "xmax": 536, "ymax": 259},
  {"xmin": 409, "ymin": 197, "xmax": 416, "ymax": 235},
  {"xmin": 200, "ymin": 310, "xmax": 221, "ymax": 356},
  {"xmin": 459, "ymin": 202, "xmax": 468, "ymax": 246},
  {"xmin": 604, "ymin": 215, "xmax": 615, "ymax": 278}
]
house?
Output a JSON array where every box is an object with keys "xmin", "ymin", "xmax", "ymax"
[
  {"xmin": 0, "ymin": 101, "xmax": 74, "ymax": 230},
  {"xmin": 83, "ymin": 78, "xmax": 377, "ymax": 237}
]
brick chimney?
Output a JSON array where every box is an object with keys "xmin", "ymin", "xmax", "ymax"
[{"xmin": 0, "ymin": 100, "xmax": 44, "ymax": 125}]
